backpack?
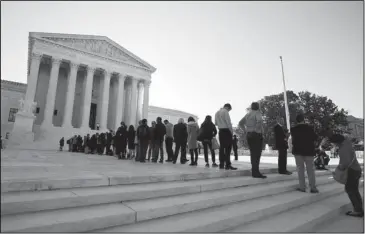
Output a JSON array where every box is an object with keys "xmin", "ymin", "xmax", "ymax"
[{"xmin": 139, "ymin": 126, "xmax": 148, "ymax": 138}]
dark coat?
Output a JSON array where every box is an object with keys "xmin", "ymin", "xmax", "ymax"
[
  {"xmin": 116, "ymin": 126, "xmax": 128, "ymax": 147},
  {"xmin": 106, "ymin": 132, "xmax": 113, "ymax": 144},
  {"xmin": 290, "ymin": 123, "xmax": 318, "ymax": 156},
  {"xmin": 199, "ymin": 121, "xmax": 217, "ymax": 141},
  {"xmin": 154, "ymin": 122, "xmax": 166, "ymax": 142},
  {"xmin": 59, "ymin": 138, "xmax": 64, "ymax": 147},
  {"xmin": 173, "ymin": 123, "xmax": 188, "ymax": 143},
  {"xmin": 274, "ymin": 124, "xmax": 288, "ymax": 150},
  {"xmin": 128, "ymin": 130, "xmax": 136, "ymax": 149},
  {"xmin": 137, "ymin": 124, "xmax": 150, "ymax": 142}
]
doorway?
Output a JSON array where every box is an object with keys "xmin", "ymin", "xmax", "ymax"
[{"xmin": 89, "ymin": 103, "xmax": 97, "ymax": 130}]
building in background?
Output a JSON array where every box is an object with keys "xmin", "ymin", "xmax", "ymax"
[{"xmin": 1, "ymin": 79, "xmax": 198, "ymax": 139}]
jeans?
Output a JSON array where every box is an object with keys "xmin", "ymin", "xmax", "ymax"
[
  {"xmin": 218, "ymin": 129, "xmax": 232, "ymax": 168},
  {"xmin": 345, "ymin": 168, "xmax": 363, "ymax": 213},
  {"xmin": 139, "ymin": 141, "xmax": 149, "ymax": 162},
  {"xmin": 203, "ymin": 140, "xmax": 216, "ymax": 164},
  {"xmin": 247, "ymin": 132, "xmax": 263, "ymax": 175},
  {"xmin": 165, "ymin": 137, "xmax": 174, "ymax": 161},
  {"xmin": 294, "ymin": 155, "xmax": 316, "ymax": 190},
  {"xmin": 152, "ymin": 140, "xmax": 164, "ymax": 162},
  {"xmin": 147, "ymin": 142, "xmax": 154, "ymax": 160},
  {"xmin": 190, "ymin": 148, "xmax": 199, "ymax": 164},
  {"xmin": 174, "ymin": 141, "xmax": 187, "ymax": 163}
]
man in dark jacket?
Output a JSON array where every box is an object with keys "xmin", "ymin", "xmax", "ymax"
[
  {"xmin": 59, "ymin": 137, "xmax": 64, "ymax": 151},
  {"xmin": 137, "ymin": 119, "xmax": 150, "ymax": 163},
  {"xmin": 152, "ymin": 117, "xmax": 166, "ymax": 163},
  {"xmin": 274, "ymin": 117, "xmax": 292, "ymax": 175},
  {"xmin": 291, "ymin": 114, "xmax": 319, "ymax": 193},
  {"xmin": 173, "ymin": 118, "xmax": 189, "ymax": 164},
  {"xmin": 116, "ymin": 122, "xmax": 128, "ymax": 159}
]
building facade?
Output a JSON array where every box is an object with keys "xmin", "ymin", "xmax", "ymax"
[
  {"xmin": 1, "ymin": 79, "xmax": 198, "ymax": 142},
  {"xmin": 5, "ymin": 32, "xmax": 197, "ymax": 149}
]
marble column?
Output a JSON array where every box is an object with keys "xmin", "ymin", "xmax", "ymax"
[
  {"xmin": 42, "ymin": 57, "xmax": 62, "ymax": 127},
  {"xmin": 129, "ymin": 78, "xmax": 139, "ymax": 127},
  {"xmin": 136, "ymin": 82, "xmax": 144, "ymax": 123},
  {"xmin": 142, "ymin": 80, "xmax": 151, "ymax": 120},
  {"xmin": 100, "ymin": 70, "xmax": 112, "ymax": 130},
  {"xmin": 62, "ymin": 62, "xmax": 79, "ymax": 128},
  {"xmin": 80, "ymin": 66, "xmax": 95, "ymax": 129},
  {"xmin": 24, "ymin": 53, "xmax": 43, "ymax": 107},
  {"xmin": 115, "ymin": 74, "xmax": 126, "ymax": 130}
]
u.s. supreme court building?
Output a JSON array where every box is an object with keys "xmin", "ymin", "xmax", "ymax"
[{"xmin": 2, "ymin": 32, "xmax": 197, "ymax": 149}]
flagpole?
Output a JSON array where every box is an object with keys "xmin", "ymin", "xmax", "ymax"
[{"xmin": 280, "ymin": 56, "xmax": 291, "ymax": 132}]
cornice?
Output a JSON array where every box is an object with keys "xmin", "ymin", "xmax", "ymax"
[
  {"xmin": 148, "ymin": 105, "xmax": 198, "ymax": 119},
  {"xmin": 33, "ymin": 36, "xmax": 154, "ymax": 74},
  {"xmin": 1, "ymin": 80, "xmax": 27, "ymax": 93}
]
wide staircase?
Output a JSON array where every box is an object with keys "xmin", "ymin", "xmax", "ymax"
[{"xmin": 1, "ymin": 168, "xmax": 363, "ymax": 233}]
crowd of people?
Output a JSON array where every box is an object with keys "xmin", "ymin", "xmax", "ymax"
[{"xmin": 60, "ymin": 102, "xmax": 363, "ymax": 218}]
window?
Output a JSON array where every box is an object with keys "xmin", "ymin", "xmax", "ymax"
[
  {"xmin": 8, "ymin": 108, "xmax": 18, "ymax": 122},
  {"xmin": 36, "ymin": 107, "xmax": 40, "ymax": 114},
  {"xmin": 54, "ymin": 110, "xmax": 58, "ymax": 116}
]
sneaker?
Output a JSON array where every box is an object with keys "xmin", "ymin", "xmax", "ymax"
[{"xmin": 205, "ymin": 163, "xmax": 210, "ymax": 168}]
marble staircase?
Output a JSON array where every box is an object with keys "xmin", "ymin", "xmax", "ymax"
[{"xmin": 1, "ymin": 169, "xmax": 362, "ymax": 233}]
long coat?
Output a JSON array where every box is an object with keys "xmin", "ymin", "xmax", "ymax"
[{"xmin": 187, "ymin": 121, "xmax": 200, "ymax": 150}]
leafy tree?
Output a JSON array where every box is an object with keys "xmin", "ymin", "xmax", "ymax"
[{"xmin": 236, "ymin": 90, "xmax": 349, "ymax": 149}]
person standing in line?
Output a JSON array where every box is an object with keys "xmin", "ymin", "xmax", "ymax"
[
  {"xmin": 164, "ymin": 119, "xmax": 174, "ymax": 162},
  {"xmin": 328, "ymin": 133, "xmax": 363, "ymax": 217},
  {"xmin": 290, "ymin": 114, "xmax": 319, "ymax": 193},
  {"xmin": 215, "ymin": 103, "xmax": 237, "ymax": 170},
  {"xmin": 274, "ymin": 116, "xmax": 292, "ymax": 175},
  {"xmin": 239, "ymin": 102, "xmax": 265, "ymax": 178},
  {"xmin": 116, "ymin": 122, "xmax": 128, "ymax": 159},
  {"xmin": 59, "ymin": 137, "xmax": 64, "ymax": 151},
  {"xmin": 173, "ymin": 118, "xmax": 189, "ymax": 164},
  {"xmin": 147, "ymin": 121, "xmax": 156, "ymax": 161},
  {"xmin": 200, "ymin": 115, "xmax": 218, "ymax": 168},
  {"xmin": 232, "ymin": 135, "xmax": 239, "ymax": 161},
  {"xmin": 127, "ymin": 125, "xmax": 136, "ymax": 159},
  {"xmin": 106, "ymin": 130, "xmax": 113, "ymax": 155},
  {"xmin": 152, "ymin": 117, "xmax": 166, "ymax": 163},
  {"xmin": 137, "ymin": 119, "xmax": 150, "ymax": 163},
  {"xmin": 134, "ymin": 121, "xmax": 142, "ymax": 161},
  {"xmin": 187, "ymin": 116, "xmax": 200, "ymax": 166},
  {"xmin": 84, "ymin": 134, "xmax": 90, "ymax": 154}
]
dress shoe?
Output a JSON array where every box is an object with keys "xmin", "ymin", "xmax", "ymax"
[
  {"xmin": 346, "ymin": 211, "xmax": 364, "ymax": 217},
  {"xmin": 279, "ymin": 171, "xmax": 292, "ymax": 175},
  {"xmin": 310, "ymin": 188, "xmax": 319, "ymax": 193},
  {"xmin": 252, "ymin": 174, "xmax": 267, "ymax": 179},
  {"xmin": 225, "ymin": 166, "xmax": 237, "ymax": 170},
  {"xmin": 205, "ymin": 164, "xmax": 210, "ymax": 168},
  {"xmin": 296, "ymin": 188, "xmax": 306, "ymax": 193},
  {"xmin": 212, "ymin": 163, "xmax": 218, "ymax": 167}
]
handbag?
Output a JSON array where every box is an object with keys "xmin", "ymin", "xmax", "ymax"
[
  {"xmin": 212, "ymin": 137, "xmax": 220, "ymax": 150},
  {"xmin": 332, "ymin": 155, "xmax": 355, "ymax": 184}
]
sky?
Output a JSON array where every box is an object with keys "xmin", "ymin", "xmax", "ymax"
[{"xmin": 1, "ymin": 1, "xmax": 363, "ymax": 125}]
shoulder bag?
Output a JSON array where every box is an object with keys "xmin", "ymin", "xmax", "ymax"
[{"xmin": 332, "ymin": 155, "xmax": 355, "ymax": 184}]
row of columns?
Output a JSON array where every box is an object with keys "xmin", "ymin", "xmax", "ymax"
[{"xmin": 25, "ymin": 52, "xmax": 151, "ymax": 132}]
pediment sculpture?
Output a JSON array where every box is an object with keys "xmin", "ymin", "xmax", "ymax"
[{"xmin": 42, "ymin": 37, "xmax": 147, "ymax": 68}]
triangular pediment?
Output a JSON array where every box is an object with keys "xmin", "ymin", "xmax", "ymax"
[{"xmin": 30, "ymin": 32, "xmax": 156, "ymax": 72}]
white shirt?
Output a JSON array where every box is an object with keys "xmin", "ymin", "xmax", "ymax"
[{"xmin": 214, "ymin": 108, "xmax": 233, "ymax": 133}]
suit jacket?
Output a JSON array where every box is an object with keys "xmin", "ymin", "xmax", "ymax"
[{"xmin": 274, "ymin": 124, "xmax": 288, "ymax": 150}]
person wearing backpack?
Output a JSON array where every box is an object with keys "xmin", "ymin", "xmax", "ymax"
[{"xmin": 137, "ymin": 119, "xmax": 150, "ymax": 163}]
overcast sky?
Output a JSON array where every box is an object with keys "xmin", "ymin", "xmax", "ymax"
[{"xmin": 1, "ymin": 1, "xmax": 363, "ymax": 125}]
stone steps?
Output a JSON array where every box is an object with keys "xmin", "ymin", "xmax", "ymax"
[
  {"xmin": 227, "ymin": 188, "xmax": 364, "ymax": 232},
  {"xmin": 1, "ymin": 167, "xmax": 282, "ymax": 192},
  {"xmin": 1, "ymin": 170, "xmax": 332, "ymax": 215},
  {"xmin": 96, "ymin": 182, "xmax": 344, "ymax": 233},
  {"xmin": 1, "ymin": 173, "xmax": 334, "ymax": 233}
]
